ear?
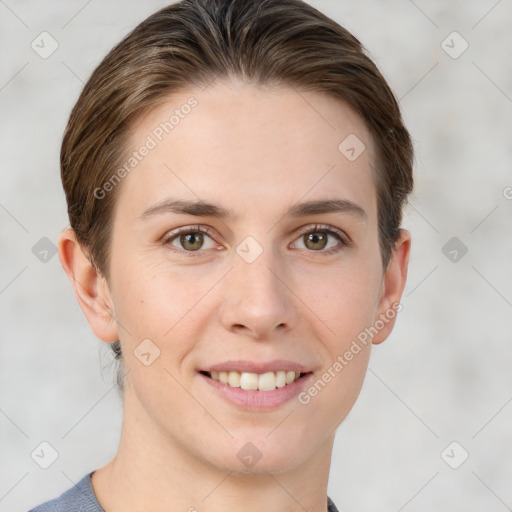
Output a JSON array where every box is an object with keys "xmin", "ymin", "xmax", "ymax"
[
  {"xmin": 372, "ymin": 229, "xmax": 411, "ymax": 345},
  {"xmin": 57, "ymin": 228, "xmax": 119, "ymax": 343}
]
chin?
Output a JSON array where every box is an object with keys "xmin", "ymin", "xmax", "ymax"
[
  {"xmin": 200, "ymin": 429, "xmax": 316, "ymax": 476},
  {"xmin": 214, "ymin": 452, "xmax": 305, "ymax": 476}
]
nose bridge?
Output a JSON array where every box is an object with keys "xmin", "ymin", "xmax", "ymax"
[{"xmin": 219, "ymin": 239, "xmax": 294, "ymax": 337}]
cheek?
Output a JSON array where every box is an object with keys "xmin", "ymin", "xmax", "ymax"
[
  {"xmin": 110, "ymin": 256, "xmax": 220, "ymax": 350},
  {"xmin": 295, "ymin": 342, "xmax": 371, "ymax": 447},
  {"xmin": 109, "ymin": 262, "xmax": 216, "ymax": 407},
  {"xmin": 297, "ymin": 258, "xmax": 382, "ymax": 342}
]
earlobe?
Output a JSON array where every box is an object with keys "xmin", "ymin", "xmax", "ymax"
[
  {"xmin": 372, "ymin": 229, "xmax": 411, "ymax": 345},
  {"xmin": 57, "ymin": 228, "xmax": 119, "ymax": 343}
]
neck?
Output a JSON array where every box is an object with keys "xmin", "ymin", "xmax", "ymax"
[{"xmin": 91, "ymin": 382, "xmax": 335, "ymax": 512}]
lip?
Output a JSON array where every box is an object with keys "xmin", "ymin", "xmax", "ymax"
[
  {"xmin": 200, "ymin": 359, "xmax": 312, "ymax": 374},
  {"xmin": 198, "ymin": 370, "xmax": 314, "ymax": 411}
]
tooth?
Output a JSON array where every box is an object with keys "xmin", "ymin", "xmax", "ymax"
[
  {"xmin": 286, "ymin": 371, "xmax": 296, "ymax": 384},
  {"xmin": 258, "ymin": 372, "xmax": 277, "ymax": 391},
  {"xmin": 228, "ymin": 371, "xmax": 241, "ymax": 387},
  {"xmin": 208, "ymin": 370, "xmax": 303, "ymax": 390},
  {"xmin": 275, "ymin": 371, "xmax": 286, "ymax": 388},
  {"xmin": 240, "ymin": 372, "xmax": 259, "ymax": 390}
]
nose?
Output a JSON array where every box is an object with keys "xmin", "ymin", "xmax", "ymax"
[{"xmin": 218, "ymin": 247, "xmax": 296, "ymax": 340}]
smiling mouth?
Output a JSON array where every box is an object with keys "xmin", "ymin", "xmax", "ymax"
[{"xmin": 199, "ymin": 370, "xmax": 311, "ymax": 392}]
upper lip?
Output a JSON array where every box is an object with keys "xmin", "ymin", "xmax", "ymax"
[{"xmin": 200, "ymin": 359, "xmax": 313, "ymax": 374}]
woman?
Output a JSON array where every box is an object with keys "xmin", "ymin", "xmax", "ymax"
[{"xmin": 29, "ymin": 0, "xmax": 412, "ymax": 510}]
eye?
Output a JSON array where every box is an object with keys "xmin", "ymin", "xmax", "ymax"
[
  {"xmin": 163, "ymin": 225, "xmax": 218, "ymax": 253},
  {"xmin": 291, "ymin": 224, "xmax": 348, "ymax": 254},
  {"xmin": 162, "ymin": 223, "xmax": 349, "ymax": 256}
]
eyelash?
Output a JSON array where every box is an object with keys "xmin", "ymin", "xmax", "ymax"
[{"xmin": 162, "ymin": 224, "xmax": 350, "ymax": 257}]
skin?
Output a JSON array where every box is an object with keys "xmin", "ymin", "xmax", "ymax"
[{"xmin": 58, "ymin": 77, "xmax": 410, "ymax": 512}]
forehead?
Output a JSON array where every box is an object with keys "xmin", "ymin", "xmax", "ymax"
[{"xmin": 115, "ymin": 78, "xmax": 377, "ymax": 224}]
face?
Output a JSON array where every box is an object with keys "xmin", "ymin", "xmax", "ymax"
[{"xmin": 84, "ymin": 78, "xmax": 408, "ymax": 474}]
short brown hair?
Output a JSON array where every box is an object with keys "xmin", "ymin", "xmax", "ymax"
[{"xmin": 61, "ymin": 0, "xmax": 413, "ymax": 393}]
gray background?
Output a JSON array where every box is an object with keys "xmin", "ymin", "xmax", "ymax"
[{"xmin": 1, "ymin": 1, "xmax": 511, "ymax": 511}]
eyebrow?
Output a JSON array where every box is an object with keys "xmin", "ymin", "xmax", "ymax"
[{"xmin": 138, "ymin": 198, "xmax": 367, "ymax": 221}]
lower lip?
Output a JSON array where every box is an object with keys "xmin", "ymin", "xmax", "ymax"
[{"xmin": 198, "ymin": 372, "xmax": 313, "ymax": 411}]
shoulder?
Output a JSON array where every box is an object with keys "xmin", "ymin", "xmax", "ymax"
[
  {"xmin": 27, "ymin": 472, "xmax": 103, "ymax": 512},
  {"xmin": 328, "ymin": 496, "xmax": 340, "ymax": 512}
]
